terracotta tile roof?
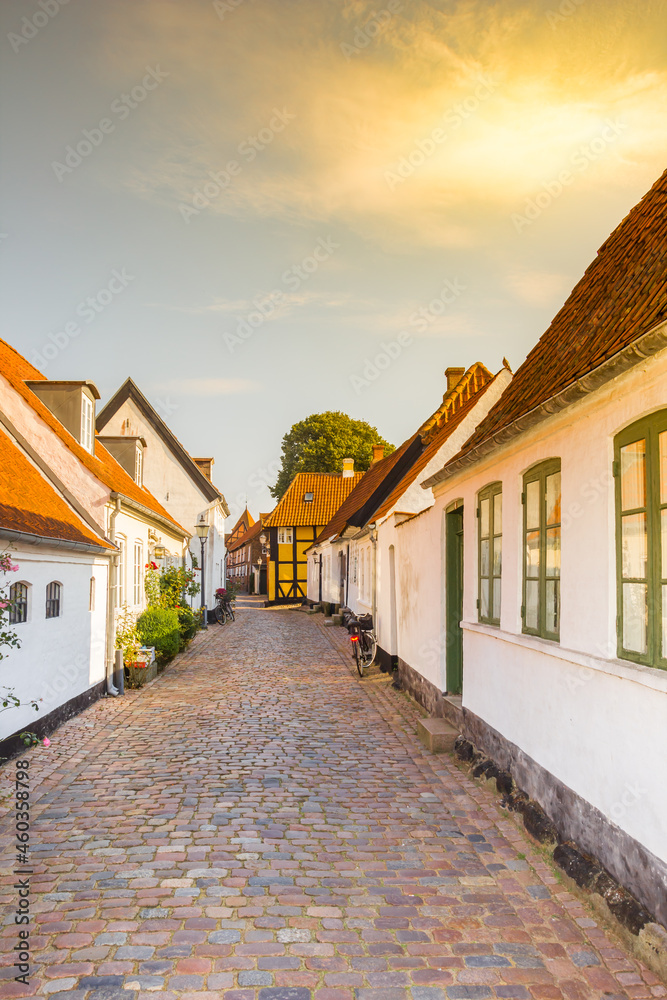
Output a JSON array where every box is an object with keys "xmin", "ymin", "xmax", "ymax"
[
  {"xmin": 0, "ymin": 339, "xmax": 188, "ymax": 536},
  {"xmin": 449, "ymin": 169, "xmax": 667, "ymax": 466},
  {"xmin": 312, "ymin": 363, "xmax": 495, "ymax": 543},
  {"xmin": 0, "ymin": 428, "xmax": 114, "ymax": 549},
  {"xmin": 263, "ymin": 471, "xmax": 364, "ymax": 528},
  {"xmin": 225, "ymin": 508, "xmax": 255, "ymax": 547},
  {"xmin": 227, "ymin": 517, "xmax": 264, "ymax": 552}
]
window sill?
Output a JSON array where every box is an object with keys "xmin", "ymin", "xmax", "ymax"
[{"xmin": 461, "ymin": 620, "xmax": 667, "ymax": 694}]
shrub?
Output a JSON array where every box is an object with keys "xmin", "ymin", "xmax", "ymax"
[
  {"xmin": 136, "ymin": 607, "xmax": 180, "ymax": 666},
  {"xmin": 176, "ymin": 605, "xmax": 199, "ymax": 650}
]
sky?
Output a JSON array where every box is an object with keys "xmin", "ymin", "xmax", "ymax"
[{"xmin": 2, "ymin": 0, "xmax": 667, "ymax": 524}]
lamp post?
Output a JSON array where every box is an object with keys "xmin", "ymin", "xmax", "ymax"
[{"xmin": 195, "ymin": 522, "xmax": 210, "ymax": 629}]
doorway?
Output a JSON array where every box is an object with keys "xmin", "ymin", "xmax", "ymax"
[{"xmin": 445, "ymin": 505, "xmax": 464, "ymax": 694}]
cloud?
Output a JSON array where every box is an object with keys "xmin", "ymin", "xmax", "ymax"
[
  {"xmin": 91, "ymin": 0, "xmax": 667, "ymax": 249},
  {"xmin": 151, "ymin": 377, "xmax": 260, "ymax": 396},
  {"xmin": 505, "ymin": 270, "xmax": 572, "ymax": 307}
]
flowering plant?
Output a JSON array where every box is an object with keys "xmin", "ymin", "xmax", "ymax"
[
  {"xmin": 115, "ymin": 605, "xmax": 141, "ymax": 663},
  {"xmin": 0, "ymin": 551, "xmax": 48, "ymax": 755}
]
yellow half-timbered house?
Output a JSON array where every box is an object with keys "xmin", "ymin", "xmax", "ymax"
[{"xmin": 264, "ymin": 461, "xmax": 363, "ymax": 604}]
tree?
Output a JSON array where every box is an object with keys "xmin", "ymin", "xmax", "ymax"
[{"xmin": 270, "ymin": 411, "xmax": 394, "ymax": 500}]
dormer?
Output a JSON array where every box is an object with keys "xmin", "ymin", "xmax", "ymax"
[
  {"xmin": 97, "ymin": 435, "xmax": 147, "ymax": 485},
  {"xmin": 192, "ymin": 457, "xmax": 214, "ymax": 481},
  {"xmin": 26, "ymin": 380, "xmax": 101, "ymax": 454}
]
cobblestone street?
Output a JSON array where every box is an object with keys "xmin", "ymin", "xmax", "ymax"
[{"xmin": 0, "ymin": 602, "xmax": 662, "ymax": 1000}]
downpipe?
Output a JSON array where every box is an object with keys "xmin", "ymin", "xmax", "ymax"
[{"xmin": 105, "ymin": 497, "xmax": 122, "ymax": 696}]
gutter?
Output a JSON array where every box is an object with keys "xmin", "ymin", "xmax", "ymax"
[
  {"xmin": 0, "ymin": 527, "xmax": 113, "ymax": 555},
  {"xmin": 109, "ymin": 491, "xmax": 190, "ymax": 539},
  {"xmin": 106, "ymin": 497, "xmax": 121, "ymax": 697},
  {"xmin": 424, "ymin": 318, "xmax": 667, "ymax": 488}
]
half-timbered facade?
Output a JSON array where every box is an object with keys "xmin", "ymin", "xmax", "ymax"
[{"xmin": 263, "ymin": 464, "xmax": 362, "ymax": 604}]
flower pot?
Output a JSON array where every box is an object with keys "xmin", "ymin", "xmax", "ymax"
[{"xmin": 124, "ymin": 646, "xmax": 157, "ymax": 687}]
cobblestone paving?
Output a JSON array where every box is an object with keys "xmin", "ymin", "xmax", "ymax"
[{"xmin": 1, "ymin": 601, "xmax": 664, "ymax": 1000}]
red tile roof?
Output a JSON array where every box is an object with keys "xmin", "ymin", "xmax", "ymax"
[
  {"xmin": 313, "ymin": 363, "xmax": 495, "ymax": 543},
  {"xmin": 264, "ymin": 471, "xmax": 364, "ymax": 528},
  {"xmin": 449, "ymin": 169, "xmax": 667, "ymax": 467},
  {"xmin": 0, "ymin": 339, "xmax": 188, "ymax": 536},
  {"xmin": 0, "ymin": 428, "xmax": 114, "ymax": 549}
]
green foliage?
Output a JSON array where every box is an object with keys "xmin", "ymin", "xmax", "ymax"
[
  {"xmin": 144, "ymin": 564, "xmax": 200, "ymax": 610},
  {"xmin": 115, "ymin": 605, "xmax": 141, "ymax": 663},
  {"xmin": 270, "ymin": 411, "xmax": 394, "ymax": 499},
  {"xmin": 136, "ymin": 607, "xmax": 180, "ymax": 665},
  {"xmin": 144, "ymin": 566, "xmax": 161, "ymax": 607},
  {"xmin": 176, "ymin": 605, "xmax": 200, "ymax": 650}
]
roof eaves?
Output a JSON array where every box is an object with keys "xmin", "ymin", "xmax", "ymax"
[
  {"xmin": 347, "ymin": 436, "xmax": 424, "ymax": 529},
  {"xmin": 426, "ymin": 318, "xmax": 667, "ymax": 488}
]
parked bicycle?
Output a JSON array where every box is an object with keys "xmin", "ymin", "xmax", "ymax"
[
  {"xmin": 341, "ymin": 606, "xmax": 377, "ymax": 676},
  {"xmin": 214, "ymin": 588, "xmax": 236, "ymax": 625}
]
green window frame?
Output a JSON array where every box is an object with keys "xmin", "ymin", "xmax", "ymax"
[
  {"xmin": 477, "ymin": 482, "xmax": 502, "ymax": 625},
  {"xmin": 615, "ymin": 411, "xmax": 667, "ymax": 669},
  {"xmin": 522, "ymin": 459, "xmax": 561, "ymax": 640}
]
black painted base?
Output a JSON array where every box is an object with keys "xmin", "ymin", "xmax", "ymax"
[{"xmin": 0, "ymin": 679, "xmax": 106, "ymax": 765}]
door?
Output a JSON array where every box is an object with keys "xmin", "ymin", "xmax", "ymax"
[{"xmin": 445, "ymin": 505, "xmax": 464, "ymax": 694}]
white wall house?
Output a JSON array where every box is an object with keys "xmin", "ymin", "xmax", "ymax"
[
  {"xmin": 395, "ymin": 170, "xmax": 667, "ymax": 932},
  {"xmin": 0, "ymin": 339, "xmax": 190, "ymax": 712},
  {"xmin": 307, "ymin": 363, "xmax": 510, "ymax": 671},
  {"xmin": 96, "ymin": 379, "xmax": 229, "ymax": 611},
  {"xmin": 0, "ymin": 418, "xmax": 112, "ymax": 749}
]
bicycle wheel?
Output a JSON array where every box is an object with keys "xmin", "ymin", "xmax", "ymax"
[
  {"xmin": 225, "ymin": 603, "xmax": 235, "ymax": 622},
  {"xmin": 214, "ymin": 603, "xmax": 226, "ymax": 625},
  {"xmin": 361, "ymin": 632, "xmax": 377, "ymax": 669},
  {"xmin": 354, "ymin": 640, "xmax": 364, "ymax": 677}
]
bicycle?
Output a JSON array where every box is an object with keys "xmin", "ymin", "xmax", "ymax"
[
  {"xmin": 214, "ymin": 589, "xmax": 235, "ymax": 625},
  {"xmin": 342, "ymin": 607, "xmax": 377, "ymax": 676}
]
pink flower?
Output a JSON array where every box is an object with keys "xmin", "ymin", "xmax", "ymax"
[
  {"xmin": 42, "ymin": 737, "xmax": 51, "ymax": 747},
  {"xmin": 0, "ymin": 601, "xmax": 7, "ymax": 609}
]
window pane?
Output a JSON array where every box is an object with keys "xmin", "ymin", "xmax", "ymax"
[
  {"xmin": 546, "ymin": 579, "xmax": 559, "ymax": 635},
  {"xmin": 480, "ymin": 577, "xmax": 489, "ymax": 619},
  {"xmin": 663, "ymin": 584, "xmax": 667, "ymax": 660},
  {"xmin": 622, "ymin": 582, "xmax": 647, "ymax": 653},
  {"xmin": 526, "ymin": 480, "xmax": 540, "ymax": 530},
  {"xmin": 663, "ymin": 508, "xmax": 667, "ymax": 581},
  {"xmin": 546, "ymin": 527, "xmax": 561, "ymax": 578},
  {"xmin": 546, "ymin": 472, "xmax": 561, "ymax": 525},
  {"xmin": 526, "ymin": 530, "xmax": 540, "ymax": 578},
  {"xmin": 480, "ymin": 538, "xmax": 490, "ymax": 576},
  {"xmin": 661, "ymin": 432, "xmax": 667, "ymax": 504},
  {"xmin": 492, "ymin": 577, "xmax": 501, "ymax": 620},
  {"xmin": 620, "ymin": 439, "xmax": 646, "ymax": 511},
  {"xmin": 525, "ymin": 579, "xmax": 539, "ymax": 630},
  {"xmin": 480, "ymin": 498, "xmax": 490, "ymax": 538},
  {"xmin": 621, "ymin": 512, "xmax": 647, "ymax": 580},
  {"xmin": 493, "ymin": 492, "xmax": 502, "ymax": 534},
  {"xmin": 493, "ymin": 535, "xmax": 502, "ymax": 575}
]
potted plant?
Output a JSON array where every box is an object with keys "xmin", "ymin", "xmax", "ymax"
[{"xmin": 116, "ymin": 606, "xmax": 157, "ymax": 688}]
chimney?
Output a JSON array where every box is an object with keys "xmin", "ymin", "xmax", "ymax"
[
  {"xmin": 342, "ymin": 457, "xmax": 355, "ymax": 478},
  {"xmin": 445, "ymin": 367, "xmax": 465, "ymax": 393},
  {"xmin": 193, "ymin": 457, "xmax": 214, "ymax": 481},
  {"xmin": 371, "ymin": 445, "xmax": 384, "ymax": 465}
]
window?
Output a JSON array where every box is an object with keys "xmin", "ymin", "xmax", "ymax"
[
  {"xmin": 135, "ymin": 447, "xmax": 143, "ymax": 485},
  {"xmin": 115, "ymin": 536, "xmax": 126, "ymax": 606},
  {"xmin": 133, "ymin": 541, "xmax": 143, "ymax": 605},
  {"xmin": 89, "ymin": 576, "xmax": 96, "ymax": 612},
  {"xmin": 615, "ymin": 412, "xmax": 667, "ymax": 669},
  {"xmin": 478, "ymin": 483, "xmax": 502, "ymax": 624},
  {"xmin": 9, "ymin": 582, "xmax": 28, "ymax": 624},
  {"xmin": 81, "ymin": 393, "xmax": 94, "ymax": 453},
  {"xmin": 278, "ymin": 527, "xmax": 293, "ymax": 544},
  {"xmin": 45, "ymin": 581, "xmax": 62, "ymax": 618},
  {"xmin": 522, "ymin": 460, "xmax": 561, "ymax": 640}
]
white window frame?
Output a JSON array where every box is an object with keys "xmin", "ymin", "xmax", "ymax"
[
  {"xmin": 133, "ymin": 541, "xmax": 143, "ymax": 606},
  {"xmin": 81, "ymin": 393, "xmax": 94, "ymax": 453},
  {"xmin": 116, "ymin": 535, "xmax": 126, "ymax": 606},
  {"xmin": 278, "ymin": 527, "xmax": 293, "ymax": 545},
  {"xmin": 135, "ymin": 446, "xmax": 143, "ymax": 485}
]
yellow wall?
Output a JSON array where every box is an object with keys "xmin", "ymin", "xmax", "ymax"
[{"xmin": 268, "ymin": 525, "xmax": 322, "ymax": 602}]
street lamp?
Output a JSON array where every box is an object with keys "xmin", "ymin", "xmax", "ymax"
[{"xmin": 195, "ymin": 522, "xmax": 210, "ymax": 629}]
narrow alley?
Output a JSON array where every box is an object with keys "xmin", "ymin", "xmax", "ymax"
[{"xmin": 0, "ymin": 603, "xmax": 661, "ymax": 1000}]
